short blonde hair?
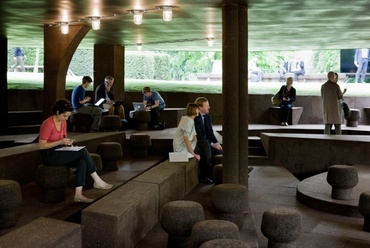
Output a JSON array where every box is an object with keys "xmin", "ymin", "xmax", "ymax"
[{"xmin": 194, "ymin": 97, "xmax": 208, "ymax": 107}]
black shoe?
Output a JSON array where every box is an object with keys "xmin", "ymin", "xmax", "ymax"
[{"xmin": 200, "ymin": 177, "xmax": 214, "ymax": 184}]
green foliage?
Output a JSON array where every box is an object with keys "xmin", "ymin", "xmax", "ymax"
[
  {"xmin": 8, "ymin": 47, "xmax": 44, "ymax": 71},
  {"xmin": 153, "ymin": 53, "xmax": 171, "ymax": 80},
  {"xmin": 70, "ymin": 49, "xmax": 93, "ymax": 76},
  {"xmin": 125, "ymin": 52, "xmax": 155, "ymax": 79},
  {"xmin": 312, "ymin": 50, "xmax": 340, "ymax": 73}
]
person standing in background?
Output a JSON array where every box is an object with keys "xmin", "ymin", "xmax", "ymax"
[
  {"xmin": 9, "ymin": 47, "xmax": 26, "ymax": 72},
  {"xmin": 354, "ymin": 48, "xmax": 369, "ymax": 83},
  {"xmin": 321, "ymin": 71, "xmax": 345, "ymax": 135}
]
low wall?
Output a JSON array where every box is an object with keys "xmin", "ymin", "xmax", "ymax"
[{"xmin": 8, "ymin": 90, "xmax": 370, "ymax": 126}]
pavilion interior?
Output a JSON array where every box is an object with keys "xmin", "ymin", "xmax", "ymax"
[{"xmin": 1, "ymin": 0, "xmax": 370, "ymax": 247}]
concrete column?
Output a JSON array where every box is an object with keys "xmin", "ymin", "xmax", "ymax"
[
  {"xmin": 43, "ymin": 25, "xmax": 91, "ymax": 118},
  {"xmin": 222, "ymin": 2, "xmax": 249, "ymax": 185},
  {"xmin": 93, "ymin": 44, "xmax": 125, "ymax": 102},
  {"xmin": 0, "ymin": 36, "xmax": 8, "ymax": 134}
]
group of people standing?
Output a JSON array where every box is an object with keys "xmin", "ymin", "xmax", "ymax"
[{"xmin": 276, "ymin": 71, "xmax": 347, "ymax": 134}]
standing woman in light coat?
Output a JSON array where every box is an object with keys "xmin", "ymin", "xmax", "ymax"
[{"xmin": 321, "ymin": 71, "xmax": 345, "ymax": 134}]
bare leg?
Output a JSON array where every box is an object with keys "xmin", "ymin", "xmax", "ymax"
[
  {"xmin": 74, "ymin": 186, "xmax": 94, "ymax": 202},
  {"xmin": 91, "ymin": 172, "xmax": 113, "ymax": 189}
]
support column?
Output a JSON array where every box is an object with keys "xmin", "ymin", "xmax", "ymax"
[
  {"xmin": 43, "ymin": 25, "xmax": 91, "ymax": 118},
  {"xmin": 93, "ymin": 44, "xmax": 125, "ymax": 102},
  {"xmin": 222, "ymin": 2, "xmax": 249, "ymax": 186},
  {"xmin": 0, "ymin": 36, "xmax": 8, "ymax": 134}
]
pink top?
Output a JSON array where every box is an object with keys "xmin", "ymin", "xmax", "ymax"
[{"xmin": 39, "ymin": 116, "xmax": 67, "ymax": 142}]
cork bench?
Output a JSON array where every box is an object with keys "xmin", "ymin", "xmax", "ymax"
[
  {"xmin": 160, "ymin": 108, "xmax": 187, "ymax": 128},
  {"xmin": 0, "ymin": 217, "xmax": 81, "ymax": 247},
  {"xmin": 81, "ymin": 157, "xmax": 199, "ymax": 247},
  {"xmin": 269, "ymin": 106, "xmax": 303, "ymax": 125}
]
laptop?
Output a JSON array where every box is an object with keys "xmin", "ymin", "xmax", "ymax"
[{"xmin": 132, "ymin": 102, "xmax": 147, "ymax": 111}]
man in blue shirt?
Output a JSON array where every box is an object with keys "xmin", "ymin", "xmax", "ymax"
[
  {"xmin": 9, "ymin": 47, "xmax": 25, "ymax": 72},
  {"xmin": 71, "ymin": 76, "xmax": 102, "ymax": 132},
  {"xmin": 142, "ymin": 86, "xmax": 166, "ymax": 130}
]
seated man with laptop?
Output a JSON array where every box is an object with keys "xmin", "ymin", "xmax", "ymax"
[
  {"xmin": 95, "ymin": 76, "xmax": 125, "ymax": 119},
  {"xmin": 71, "ymin": 76, "xmax": 102, "ymax": 132},
  {"xmin": 142, "ymin": 86, "xmax": 166, "ymax": 130}
]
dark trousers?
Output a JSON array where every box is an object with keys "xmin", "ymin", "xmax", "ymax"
[
  {"xmin": 40, "ymin": 147, "xmax": 96, "ymax": 187},
  {"xmin": 194, "ymin": 140, "xmax": 213, "ymax": 179},
  {"xmin": 148, "ymin": 104, "xmax": 165, "ymax": 127},
  {"xmin": 280, "ymin": 103, "xmax": 292, "ymax": 123}
]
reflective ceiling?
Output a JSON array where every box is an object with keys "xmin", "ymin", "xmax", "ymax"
[{"xmin": 1, "ymin": 0, "xmax": 370, "ymax": 51}]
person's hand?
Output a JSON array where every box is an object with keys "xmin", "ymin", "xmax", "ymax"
[
  {"xmin": 194, "ymin": 154, "xmax": 200, "ymax": 161},
  {"xmin": 212, "ymin": 143, "xmax": 222, "ymax": 151},
  {"xmin": 146, "ymin": 106, "xmax": 151, "ymax": 111},
  {"xmin": 84, "ymin": 96, "xmax": 91, "ymax": 103},
  {"xmin": 343, "ymin": 88, "xmax": 347, "ymax": 94},
  {"xmin": 355, "ymin": 62, "xmax": 359, "ymax": 67},
  {"xmin": 61, "ymin": 138, "xmax": 74, "ymax": 146}
]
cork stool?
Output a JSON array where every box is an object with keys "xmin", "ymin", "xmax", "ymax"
[
  {"xmin": 213, "ymin": 154, "xmax": 223, "ymax": 166},
  {"xmin": 200, "ymin": 239, "xmax": 250, "ymax": 248},
  {"xmin": 191, "ymin": 220, "xmax": 240, "ymax": 248},
  {"xmin": 69, "ymin": 113, "xmax": 93, "ymax": 132},
  {"xmin": 129, "ymin": 134, "xmax": 152, "ymax": 158},
  {"xmin": 345, "ymin": 109, "xmax": 361, "ymax": 127},
  {"xmin": 0, "ymin": 180, "xmax": 22, "ymax": 228},
  {"xmin": 212, "ymin": 164, "xmax": 223, "ymax": 185},
  {"xmin": 326, "ymin": 165, "xmax": 359, "ymax": 200},
  {"xmin": 261, "ymin": 207, "xmax": 302, "ymax": 248},
  {"xmin": 212, "ymin": 183, "xmax": 248, "ymax": 229},
  {"xmin": 132, "ymin": 111, "xmax": 151, "ymax": 130},
  {"xmin": 358, "ymin": 191, "xmax": 370, "ymax": 232},
  {"xmin": 161, "ymin": 200, "xmax": 205, "ymax": 248},
  {"xmin": 100, "ymin": 115, "xmax": 122, "ymax": 131},
  {"xmin": 97, "ymin": 142, "xmax": 123, "ymax": 171},
  {"xmin": 35, "ymin": 164, "xmax": 70, "ymax": 203}
]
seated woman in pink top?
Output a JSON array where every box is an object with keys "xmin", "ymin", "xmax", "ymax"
[{"xmin": 38, "ymin": 99, "xmax": 112, "ymax": 203}]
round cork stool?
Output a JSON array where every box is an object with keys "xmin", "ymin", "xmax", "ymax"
[
  {"xmin": 326, "ymin": 165, "xmax": 359, "ymax": 200},
  {"xmin": 129, "ymin": 134, "xmax": 152, "ymax": 158},
  {"xmin": 191, "ymin": 220, "xmax": 240, "ymax": 248},
  {"xmin": 69, "ymin": 113, "xmax": 93, "ymax": 132},
  {"xmin": 0, "ymin": 180, "xmax": 22, "ymax": 228},
  {"xmin": 35, "ymin": 164, "xmax": 70, "ymax": 203},
  {"xmin": 345, "ymin": 109, "xmax": 361, "ymax": 127},
  {"xmin": 97, "ymin": 142, "xmax": 123, "ymax": 171},
  {"xmin": 161, "ymin": 200, "xmax": 205, "ymax": 248},
  {"xmin": 132, "ymin": 111, "xmax": 151, "ymax": 130},
  {"xmin": 212, "ymin": 164, "xmax": 223, "ymax": 185},
  {"xmin": 261, "ymin": 207, "xmax": 302, "ymax": 248},
  {"xmin": 200, "ymin": 239, "xmax": 250, "ymax": 248},
  {"xmin": 358, "ymin": 191, "xmax": 370, "ymax": 232},
  {"xmin": 212, "ymin": 183, "xmax": 248, "ymax": 229},
  {"xmin": 213, "ymin": 154, "xmax": 223, "ymax": 166},
  {"xmin": 100, "ymin": 115, "xmax": 122, "ymax": 131}
]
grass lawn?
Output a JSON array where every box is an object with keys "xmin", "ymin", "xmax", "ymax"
[{"xmin": 6, "ymin": 72, "xmax": 369, "ymax": 96}]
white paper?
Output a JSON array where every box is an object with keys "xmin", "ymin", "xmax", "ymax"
[
  {"xmin": 55, "ymin": 146, "xmax": 85, "ymax": 151},
  {"xmin": 169, "ymin": 152, "xmax": 193, "ymax": 162}
]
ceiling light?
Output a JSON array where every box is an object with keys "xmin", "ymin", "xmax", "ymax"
[
  {"xmin": 206, "ymin": 37, "xmax": 214, "ymax": 47},
  {"xmin": 133, "ymin": 10, "xmax": 143, "ymax": 25},
  {"xmin": 162, "ymin": 6, "xmax": 172, "ymax": 22},
  {"xmin": 91, "ymin": 17, "xmax": 101, "ymax": 30},
  {"xmin": 60, "ymin": 22, "xmax": 69, "ymax": 34}
]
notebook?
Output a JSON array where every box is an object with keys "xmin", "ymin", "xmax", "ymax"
[{"xmin": 132, "ymin": 102, "xmax": 147, "ymax": 111}]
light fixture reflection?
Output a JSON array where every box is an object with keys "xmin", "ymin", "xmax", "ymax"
[
  {"xmin": 162, "ymin": 7, "xmax": 172, "ymax": 21},
  {"xmin": 133, "ymin": 11, "xmax": 143, "ymax": 25},
  {"xmin": 60, "ymin": 22, "xmax": 69, "ymax": 34},
  {"xmin": 207, "ymin": 37, "xmax": 214, "ymax": 47},
  {"xmin": 91, "ymin": 17, "xmax": 101, "ymax": 30},
  {"xmin": 137, "ymin": 43, "xmax": 143, "ymax": 51}
]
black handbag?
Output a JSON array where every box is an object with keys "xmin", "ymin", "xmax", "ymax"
[{"xmin": 342, "ymin": 102, "xmax": 351, "ymax": 118}]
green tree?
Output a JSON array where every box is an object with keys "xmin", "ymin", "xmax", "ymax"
[{"xmin": 312, "ymin": 50, "xmax": 340, "ymax": 73}]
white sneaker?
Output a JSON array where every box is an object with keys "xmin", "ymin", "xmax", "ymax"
[
  {"xmin": 281, "ymin": 122, "xmax": 285, "ymax": 126},
  {"xmin": 284, "ymin": 122, "xmax": 288, "ymax": 126}
]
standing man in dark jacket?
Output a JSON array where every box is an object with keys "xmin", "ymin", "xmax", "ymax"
[{"xmin": 194, "ymin": 97, "xmax": 222, "ymax": 156}]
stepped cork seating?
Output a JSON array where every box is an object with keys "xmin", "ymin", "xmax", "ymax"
[
  {"xmin": 81, "ymin": 157, "xmax": 199, "ymax": 247},
  {"xmin": 0, "ymin": 180, "xmax": 22, "ymax": 228}
]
